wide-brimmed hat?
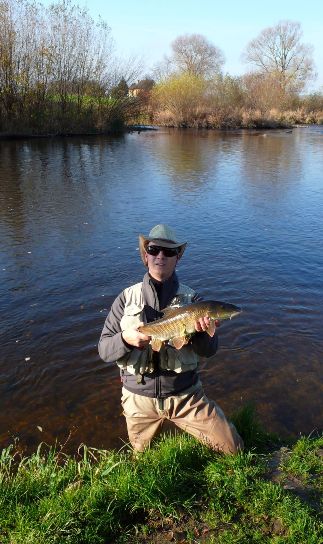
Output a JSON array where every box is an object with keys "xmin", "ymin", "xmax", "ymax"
[{"xmin": 139, "ymin": 224, "xmax": 187, "ymax": 266}]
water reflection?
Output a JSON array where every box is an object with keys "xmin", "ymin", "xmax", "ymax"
[
  {"xmin": 147, "ymin": 130, "xmax": 223, "ymax": 190},
  {"xmin": 243, "ymin": 130, "xmax": 300, "ymax": 177},
  {"xmin": 0, "ymin": 128, "xmax": 323, "ymax": 454}
]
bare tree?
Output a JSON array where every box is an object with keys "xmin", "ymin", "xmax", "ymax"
[
  {"xmin": 108, "ymin": 53, "xmax": 144, "ymax": 90},
  {"xmin": 0, "ymin": 0, "xmax": 50, "ymax": 114},
  {"xmin": 47, "ymin": 1, "xmax": 115, "ymax": 110},
  {"xmin": 242, "ymin": 20, "xmax": 316, "ymax": 93},
  {"xmin": 0, "ymin": 0, "xmax": 145, "ymax": 132},
  {"xmin": 153, "ymin": 56, "xmax": 173, "ymax": 82},
  {"xmin": 0, "ymin": 0, "xmax": 17, "ymax": 112},
  {"xmin": 155, "ymin": 33, "xmax": 224, "ymax": 80}
]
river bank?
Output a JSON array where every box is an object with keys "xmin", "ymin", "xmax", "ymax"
[
  {"xmin": 0, "ymin": 407, "xmax": 322, "ymax": 544},
  {"xmin": 0, "ymin": 124, "xmax": 158, "ymax": 140},
  {"xmin": 1, "ymin": 118, "xmax": 322, "ymax": 140},
  {"xmin": 0, "ymin": 123, "xmax": 311, "ymax": 140}
]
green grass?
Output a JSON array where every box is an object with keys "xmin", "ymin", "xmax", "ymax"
[
  {"xmin": 281, "ymin": 435, "xmax": 323, "ymax": 483},
  {"xmin": 0, "ymin": 408, "xmax": 322, "ymax": 543},
  {"xmin": 231, "ymin": 402, "xmax": 282, "ymax": 452}
]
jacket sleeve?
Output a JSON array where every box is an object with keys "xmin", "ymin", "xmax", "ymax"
[
  {"xmin": 98, "ymin": 291, "xmax": 132, "ymax": 363},
  {"xmin": 189, "ymin": 292, "xmax": 219, "ymax": 358},
  {"xmin": 190, "ymin": 330, "xmax": 218, "ymax": 357}
]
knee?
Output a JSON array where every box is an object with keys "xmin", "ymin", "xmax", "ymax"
[{"xmin": 225, "ymin": 429, "xmax": 244, "ymax": 455}]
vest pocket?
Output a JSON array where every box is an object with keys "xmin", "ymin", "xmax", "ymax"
[{"xmin": 163, "ymin": 345, "xmax": 198, "ymax": 373}]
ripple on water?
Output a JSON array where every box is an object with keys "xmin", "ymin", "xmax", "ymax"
[{"xmin": 1, "ymin": 129, "xmax": 323, "ymax": 452}]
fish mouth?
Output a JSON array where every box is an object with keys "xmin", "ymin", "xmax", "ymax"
[{"xmin": 230, "ymin": 308, "xmax": 242, "ymax": 319}]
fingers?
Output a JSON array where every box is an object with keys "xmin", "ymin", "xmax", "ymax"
[
  {"xmin": 194, "ymin": 316, "xmax": 210, "ymax": 332},
  {"xmin": 122, "ymin": 328, "xmax": 151, "ymax": 348},
  {"xmin": 137, "ymin": 331, "xmax": 151, "ymax": 349},
  {"xmin": 194, "ymin": 317, "xmax": 220, "ymax": 332}
]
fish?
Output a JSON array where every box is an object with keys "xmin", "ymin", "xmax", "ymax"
[{"xmin": 138, "ymin": 300, "xmax": 242, "ymax": 352}]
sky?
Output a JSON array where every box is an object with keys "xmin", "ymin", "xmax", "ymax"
[{"xmin": 42, "ymin": 0, "xmax": 323, "ymax": 91}]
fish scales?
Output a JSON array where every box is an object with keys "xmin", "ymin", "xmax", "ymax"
[
  {"xmin": 142, "ymin": 309, "xmax": 201, "ymax": 340},
  {"xmin": 138, "ymin": 300, "xmax": 241, "ymax": 350}
]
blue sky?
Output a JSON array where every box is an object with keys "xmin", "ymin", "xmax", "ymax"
[{"xmin": 42, "ymin": 0, "xmax": 323, "ymax": 91}]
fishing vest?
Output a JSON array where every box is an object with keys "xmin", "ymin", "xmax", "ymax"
[{"xmin": 116, "ymin": 282, "xmax": 199, "ymax": 377}]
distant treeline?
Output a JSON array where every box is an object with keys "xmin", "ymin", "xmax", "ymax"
[
  {"xmin": 149, "ymin": 24, "xmax": 323, "ymax": 128},
  {"xmin": 150, "ymin": 73, "xmax": 323, "ymax": 129},
  {"xmin": 0, "ymin": 0, "xmax": 322, "ymax": 135}
]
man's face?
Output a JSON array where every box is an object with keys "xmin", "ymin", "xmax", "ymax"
[{"xmin": 145, "ymin": 243, "xmax": 179, "ymax": 282}]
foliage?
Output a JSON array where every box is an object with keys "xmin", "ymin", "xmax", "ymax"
[
  {"xmin": 0, "ymin": 6, "xmax": 322, "ymax": 134},
  {"xmin": 299, "ymin": 92, "xmax": 323, "ymax": 113},
  {"xmin": 151, "ymin": 68, "xmax": 323, "ymax": 128},
  {"xmin": 111, "ymin": 77, "xmax": 129, "ymax": 99},
  {"xmin": 204, "ymin": 74, "xmax": 245, "ymax": 128},
  {"xmin": 152, "ymin": 73, "xmax": 207, "ymax": 127},
  {"xmin": 242, "ymin": 71, "xmax": 290, "ymax": 112}
]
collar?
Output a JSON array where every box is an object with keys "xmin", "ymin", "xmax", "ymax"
[{"xmin": 142, "ymin": 272, "xmax": 179, "ymax": 311}]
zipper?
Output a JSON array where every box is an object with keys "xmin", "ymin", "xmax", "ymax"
[
  {"xmin": 155, "ymin": 356, "xmax": 160, "ymax": 398},
  {"xmin": 156, "ymin": 375, "xmax": 159, "ymax": 399},
  {"xmin": 150, "ymin": 278, "xmax": 161, "ymax": 399}
]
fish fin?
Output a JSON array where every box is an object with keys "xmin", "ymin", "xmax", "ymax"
[
  {"xmin": 150, "ymin": 338, "xmax": 163, "ymax": 352},
  {"xmin": 171, "ymin": 336, "xmax": 189, "ymax": 350},
  {"xmin": 206, "ymin": 320, "xmax": 216, "ymax": 337}
]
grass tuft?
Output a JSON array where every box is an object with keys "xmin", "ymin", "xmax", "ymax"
[
  {"xmin": 281, "ymin": 435, "xmax": 323, "ymax": 484},
  {"xmin": 231, "ymin": 402, "xmax": 281, "ymax": 452},
  {"xmin": 0, "ymin": 417, "xmax": 322, "ymax": 543}
]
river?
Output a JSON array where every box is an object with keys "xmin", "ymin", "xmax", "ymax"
[{"xmin": 1, "ymin": 127, "xmax": 322, "ymax": 454}]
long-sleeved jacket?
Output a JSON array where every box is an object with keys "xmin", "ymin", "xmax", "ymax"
[{"xmin": 98, "ymin": 272, "xmax": 218, "ymax": 398}]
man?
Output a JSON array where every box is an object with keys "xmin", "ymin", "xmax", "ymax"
[{"xmin": 99, "ymin": 224, "xmax": 243, "ymax": 453}]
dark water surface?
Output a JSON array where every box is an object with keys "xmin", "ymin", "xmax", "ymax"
[{"xmin": 1, "ymin": 127, "xmax": 323, "ymax": 454}]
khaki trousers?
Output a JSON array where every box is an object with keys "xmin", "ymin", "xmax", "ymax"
[{"xmin": 121, "ymin": 386, "xmax": 243, "ymax": 454}]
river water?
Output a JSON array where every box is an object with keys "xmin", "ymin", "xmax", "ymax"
[{"xmin": 1, "ymin": 127, "xmax": 322, "ymax": 454}]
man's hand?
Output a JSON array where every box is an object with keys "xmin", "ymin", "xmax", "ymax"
[
  {"xmin": 194, "ymin": 316, "xmax": 220, "ymax": 333},
  {"xmin": 122, "ymin": 323, "xmax": 151, "ymax": 349}
]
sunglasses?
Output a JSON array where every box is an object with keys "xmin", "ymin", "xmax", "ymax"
[{"xmin": 146, "ymin": 245, "xmax": 179, "ymax": 257}]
